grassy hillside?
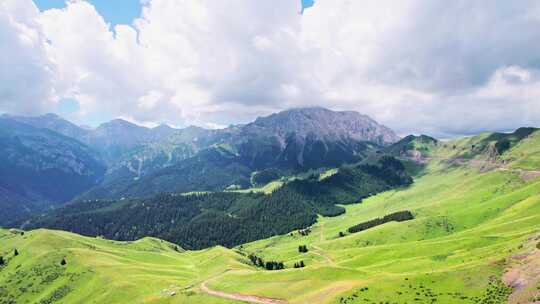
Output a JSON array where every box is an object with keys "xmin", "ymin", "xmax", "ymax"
[
  {"xmin": 0, "ymin": 228, "xmax": 248, "ymax": 303},
  {"xmin": 2, "ymin": 129, "xmax": 540, "ymax": 303}
]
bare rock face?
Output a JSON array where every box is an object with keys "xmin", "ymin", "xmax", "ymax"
[
  {"xmin": 231, "ymin": 107, "xmax": 399, "ymax": 169},
  {"xmin": 246, "ymin": 107, "xmax": 399, "ymax": 146}
]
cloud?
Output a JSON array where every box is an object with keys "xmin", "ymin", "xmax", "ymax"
[
  {"xmin": 0, "ymin": 0, "xmax": 56, "ymax": 114},
  {"xmin": 1, "ymin": 0, "xmax": 540, "ymax": 136}
]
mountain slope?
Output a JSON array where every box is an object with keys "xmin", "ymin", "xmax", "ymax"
[
  {"xmin": 4, "ymin": 113, "xmax": 90, "ymax": 140},
  {"xmin": 7, "ymin": 113, "xmax": 178, "ymax": 163},
  {"xmin": 385, "ymin": 134, "xmax": 438, "ymax": 157},
  {"xmin": 0, "ymin": 118, "xmax": 106, "ymax": 225},
  {"xmin": 246, "ymin": 107, "xmax": 398, "ymax": 145},
  {"xmin": 26, "ymin": 156, "xmax": 412, "ymax": 249},
  {"xmin": 79, "ymin": 108, "xmax": 399, "ymax": 200},
  {"xmin": 229, "ymin": 107, "xmax": 398, "ymax": 169},
  {"xmin": 84, "ymin": 119, "xmax": 177, "ymax": 161}
]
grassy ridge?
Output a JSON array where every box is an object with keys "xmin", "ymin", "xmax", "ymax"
[{"xmin": 0, "ymin": 228, "xmax": 249, "ymax": 303}]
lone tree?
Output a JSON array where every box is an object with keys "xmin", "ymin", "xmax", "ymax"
[
  {"xmin": 339, "ymin": 232, "xmax": 345, "ymax": 237},
  {"xmin": 60, "ymin": 258, "xmax": 67, "ymax": 266},
  {"xmin": 13, "ymin": 249, "xmax": 19, "ymax": 256},
  {"xmin": 0, "ymin": 256, "xmax": 4, "ymax": 266}
]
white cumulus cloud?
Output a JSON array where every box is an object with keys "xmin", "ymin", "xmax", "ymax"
[{"xmin": 1, "ymin": 0, "xmax": 540, "ymax": 136}]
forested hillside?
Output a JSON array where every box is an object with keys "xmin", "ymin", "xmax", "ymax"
[
  {"xmin": 25, "ymin": 156, "xmax": 411, "ymax": 249},
  {"xmin": 0, "ymin": 118, "xmax": 106, "ymax": 225}
]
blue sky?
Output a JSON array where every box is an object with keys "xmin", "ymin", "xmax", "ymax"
[
  {"xmin": 301, "ymin": 0, "xmax": 315, "ymax": 14},
  {"xmin": 34, "ymin": 1, "xmax": 315, "ymax": 25},
  {"xmin": 33, "ymin": 0, "xmax": 142, "ymax": 26}
]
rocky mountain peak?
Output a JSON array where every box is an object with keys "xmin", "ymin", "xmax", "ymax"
[{"xmin": 249, "ymin": 107, "xmax": 399, "ymax": 146}]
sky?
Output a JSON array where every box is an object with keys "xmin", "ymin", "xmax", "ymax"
[
  {"xmin": 33, "ymin": 0, "xmax": 141, "ymax": 26},
  {"xmin": 1, "ymin": 0, "xmax": 540, "ymax": 137}
]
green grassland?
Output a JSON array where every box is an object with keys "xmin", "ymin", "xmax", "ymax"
[
  {"xmin": 2, "ymin": 130, "xmax": 540, "ymax": 303},
  {"xmin": 0, "ymin": 228, "xmax": 254, "ymax": 303}
]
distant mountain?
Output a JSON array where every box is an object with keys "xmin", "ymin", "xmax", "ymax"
[
  {"xmin": 3, "ymin": 108, "xmax": 400, "ymax": 202},
  {"xmin": 5, "ymin": 113, "xmax": 90, "ymax": 140},
  {"xmin": 0, "ymin": 117, "xmax": 106, "ymax": 225},
  {"xmin": 247, "ymin": 107, "xmax": 398, "ymax": 145},
  {"xmin": 7, "ymin": 113, "xmax": 178, "ymax": 163},
  {"xmin": 83, "ymin": 119, "xmax": 177, "ymax": 161},
  {"xmin": 229, "ymin": 107, "xmax": 399, "ymax": 169},
  {"xmin": 78, "ymin": 108, "xmax": 400, "ymax": 200}
]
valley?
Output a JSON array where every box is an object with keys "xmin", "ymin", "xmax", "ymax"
[{"xmin": 1, "ymin": 127, "xmax": 540, "ymax": 303}]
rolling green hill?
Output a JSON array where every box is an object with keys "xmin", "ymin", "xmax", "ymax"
[{"xmin": 2, "ymin": 128, "xmax": 540, "ymax": 303}]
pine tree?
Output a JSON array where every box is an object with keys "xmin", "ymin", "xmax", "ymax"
[
  {"xmin": 339, "ymin": 232, "xmax": 345, "ymax": 237},
  {"xmin": 61, "ymin": 258, "xmax": 67, "ymax": 266},
  {"xmin": 0, "ymin": 256, "xmax": 4, "ymax": 266},
  {"xmin": 299, "ymin": 261, "xmax": 305, "ymax": 268},
  {"xmin": 13, "ymin": 249, "xmax": 18, "ymax": 256}
]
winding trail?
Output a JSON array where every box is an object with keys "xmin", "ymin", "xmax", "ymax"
[
  {"xmin": 311, "ymin": 245, "xmax": 336, "ymax": 267},
  {"xmin": 311, "ymin": 222, "xmax": 337, "ymax": 267},
  {"xmin": 200, "ymin": 272, "xmax": 288, "ymax": 304}
]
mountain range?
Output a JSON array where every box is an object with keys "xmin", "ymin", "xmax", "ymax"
[
  {"xmin": 0, "ymin": 117, "xmax": 106, "ymax": 224},
  {"xmin": 2, "ymin": 109, "xmax": 540, "ymax": 304},
  {"xmin": 0, "ymin": 107, "xmax": 399, "ymax": 225}
]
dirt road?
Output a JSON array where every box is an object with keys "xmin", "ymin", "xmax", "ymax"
[{"xmin": 200, "ymin": 276, "xmax": 288, "ymax": 304}]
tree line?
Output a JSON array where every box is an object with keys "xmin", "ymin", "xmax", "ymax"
[{"xmin": 347, "ymin": 210, "xmax": 414, "ymax": 234}]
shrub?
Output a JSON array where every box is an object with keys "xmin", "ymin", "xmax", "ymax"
[{"xmin": 495, "ymin": 139, "xmax": 511, "ymax": 154}]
